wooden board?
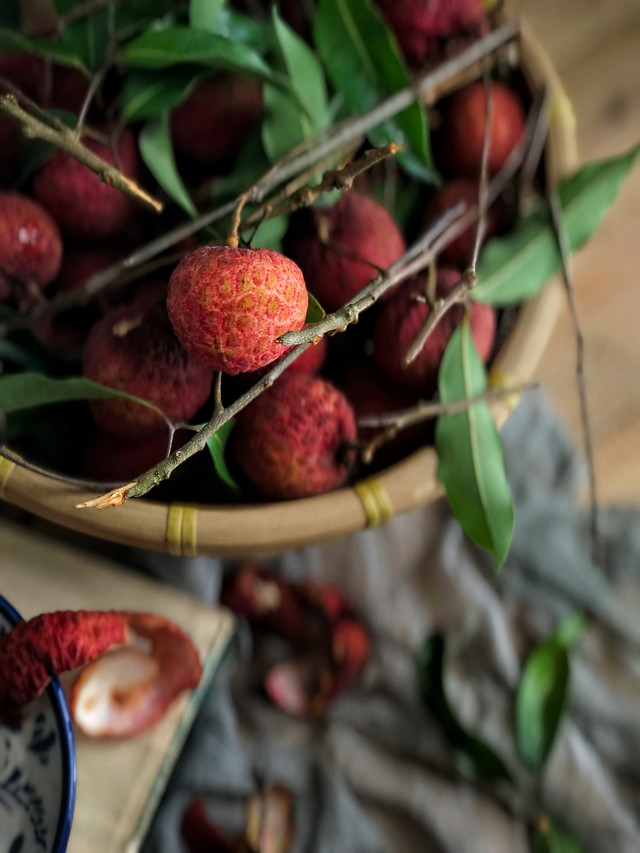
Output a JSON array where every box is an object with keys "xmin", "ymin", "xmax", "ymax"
[{"xmin": 0, "ymin": 521, "xmax": 234, "ymax": 853}]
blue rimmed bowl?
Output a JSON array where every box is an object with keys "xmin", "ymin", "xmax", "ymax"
[{"xmin": 0, "ymin": 597, "xmax": 76, "ymax": 853}]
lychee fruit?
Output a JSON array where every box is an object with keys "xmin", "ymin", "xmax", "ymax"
[
  {"xmin": 0, "ymin": 53, "xmax": 42, "ymax": 98},
  {"xmin": 424, "ymin": 178, "xmax": 501, "ymax": 267},
  {"xmin": 167, "ymin": 245, "xmax": 308, "ymax": 375},
  {"xmin": 376, "ymin": 0, "xmax": 487, "ymax": 66},
  {"xmin": 170, "ymin": 72, "xmax": 263, "ymax": 165},
  {"xmin": 442, "ymin": 81, "xmax": 526, "ymax": 177},
  {"xmin": 373, "ymin": 267, "xmax": 496, "ymax": 390},
  {"xmin": 286, "ymin": 192, "xmax": 406, "ymax": 312},
  {"xmin": 33, "ymin": 129, "xmax": 139, "ymax": 241},
  {"xmin": 0, "ymin": 191, "xmax": 63, "ymax": 300},
  {"xmin": 83, "ymin": 429, "xmax": 173, "ymax": 484},
  {"xmin": 82, "ymin": 302, "xmax": 212, "ymax": 439},
  {"xmin": 234, "ymin": 374, "xmax": 357, "ymax": 500}
]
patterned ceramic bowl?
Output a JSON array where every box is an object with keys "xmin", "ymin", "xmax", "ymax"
[{"xmin": 0, "ymin": 597, "xmax": 76, "ymax": 853}]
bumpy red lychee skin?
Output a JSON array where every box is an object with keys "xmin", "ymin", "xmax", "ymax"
[
  {"xmin": 376, "ymin": 0, "xmax": 486, "ymax": 65},
  {"xmin": 373, "ymin": 267, "xmax": 496, "ymax": 390},
  {"xmin": 82, "ymin": 303, "xmax": 212, "ymax": 439},
  {"xmin": 234, "ymin": 374, "xmax": 357, "ymax": 500},
  {"xmin": 443, "ymin": 81, "xmax": 526, "ymax": 177},
  {"xmin": 425, "ymin": 178, "xmax": 501, "ymax": 267},
  {"xmin": 167, "ymin": 245, "xmax": 308, "ymax": 375},
  {"xmin": 33, "ymin": 129, "xmax": 139, "ymax": 240},
  {"xmin": 0, "ymin": 611, "xmax": 128, "ymax": 715},
  {"xmin": 171, "ymin": 72, "xmax": 263, "ymax": 165},
  {"xmin": 0, "ymin": 192, "xmax": 63, "ymax": 298},
  {"xmin": 287, "ymin": 193, "xmax": 406, "ymax": 312}
]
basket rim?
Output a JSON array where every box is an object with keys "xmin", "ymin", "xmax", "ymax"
[{"xmin": 1, "ymin": 21, "xmax": 579, "ymax": 558}]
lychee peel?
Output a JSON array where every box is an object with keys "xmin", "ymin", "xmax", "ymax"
[
  {"xmin": 288, "ymin": 192, "xmax": 406, "ymax": 312},
  {"xmin": 0, "ymin": 192, "xmax": 63, "ymax": 293},
  {"xmin": 167, "ymin": 245, "xmax": 308, "ymax": 375},
  {"xmin": 234, "ymin": 374, "xmax": 356, "ymax": 500},
  {"xmin": 82, "ymin": 303, "xmax": 212, "ymax": 439}
]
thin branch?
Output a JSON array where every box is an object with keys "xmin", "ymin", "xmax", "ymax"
[
  {"xmin": 74, "ymin": 56, "xmax": 111, "ymax": 134},
  {"xmin": 470, "ymin": 72, "xmax": 493, "ymax": 273},
  {"xmin": 0, "ymin": 75, "xmax": 69, "ymax": 133},
  {"xmin": 0, "ymin": 446, "xmax": 121, "ymax": 491},
  {"xmin": 547, "ymin": 190, "xmax": 601, "ymax": 562},
  {"xmin": 214, "ymin": 372, "xmax": 223, "ymax": 415},
  {"xmin": 519, "ymin": 88, "xmax": 550, "ymax": 210},
  {"xmin": 0, "ymin": 94, "xmax": 162, "ymax": 213}
]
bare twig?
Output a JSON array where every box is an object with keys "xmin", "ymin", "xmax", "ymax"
[
  {"xmin": 547, "ymin": 190, "xmax": 600, "ymax": 562},
  {"xmin": 0, "ymin": 94, "xmax": 162, "ymax": 212},
  {"xmin": 470, "ymin": 72, "xmax": 493, "ymax": 273},
  {"xmin": 74, "ymin": 56, "xmax": 111, "ymax": 134},
  {"xmin": 519, "ymin": 89, "xmax": 550, "ymax": 210},
  {"xmin": 0, "ymin": 446, "xmax": 121, "ymax": 491}
]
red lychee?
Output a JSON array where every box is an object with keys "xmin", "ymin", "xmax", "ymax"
[
  {"xmin": 171, "ymin": 72, "xmax": 263, "ymax": 165},
  {"xmin": 442, "ymin": 81, "xmax": 526, "ymax": 177},
  {"xmin": 424, "ymin": 178, "xmax": 501, "ymax": 267},
  {"xmin": 167, "ymin": 245, "xmax": 308, "ymax": 375},
  {"xmin": 234, "ymin": 374, "xmax": 356, "ymax": 500},
  {"xmin": 373, "ymin": 267, "xmax": 496, "ymax": 390},
  {"xmin": 287, "ymin": 192, "xmax": 406, "ymax": 312},
  {"xmin": 0, "ymin": 191, "xmax": 63, "ymax": 300},
  {"xmin": 82, "ymin": 303, "xmax": 212, "ymax": 439},
  {"xmin": 83, "ymin": 429, "xmax": 172, "ymax": 484},
  {"xmin": 376, "ymin": 0, "xmax": 487, "ymax": 65},
  {"xmin": 33, "ymin": 129, "xmax": 139, "ymax": 241}
]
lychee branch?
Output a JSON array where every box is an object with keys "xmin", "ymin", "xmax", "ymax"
[{"xmin": 0, "ymin": 94, "xmax": 163, "ymax": 213}]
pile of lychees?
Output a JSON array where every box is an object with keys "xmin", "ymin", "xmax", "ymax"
[{"xmin": 0, "ymin": 0, "xmax": 526, "ymax": 502}]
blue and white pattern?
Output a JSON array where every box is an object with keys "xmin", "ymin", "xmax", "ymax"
[{"xmin": 0, "ymin": 598, "xmax": 76, "ymax": 853}]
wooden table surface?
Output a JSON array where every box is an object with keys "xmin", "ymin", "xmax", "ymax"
[{"xmin": 511, "ymin": 0, "xmax": 640, "ymax": 504}]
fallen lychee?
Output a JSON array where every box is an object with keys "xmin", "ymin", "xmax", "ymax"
[
  {"xmin": 442, "ymin": 81, "xmax": 526, "ymax": 177},
  {"xmin": 373, "ymin": 267, "xmax": 496, "ymax": 390},
  {"xmin": 234, "ymin": 374, "xmax": 356, "ymax": 500},
  {"xmin": 287, "ymin": 193, "xmax": 406, "ymax": 312},
  {"xmin": 167, "ymin": 245, "xmax": 308, "ymax": 374},
  {"xmin": 0, "ymin": 191, "xmax": 63, "ymax": 301},
  {"xmin": 33, "ymin": 129, "xmax": 139, "ymax": 241},
  {"xmin": 82, "ymin": 302, "xmax": 212, "ymax": 439},
  {"xmin": 376, "ymin": 0, "xmax": 487, "ymax": 65},
  {"xmin": 171, "ymin": 72, "xmax": 263, "ymax": 165}
]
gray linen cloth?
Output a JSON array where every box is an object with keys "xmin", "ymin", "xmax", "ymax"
[{"xmin": 140, "ymin": 391, "xmax": 640, "ymax": 853}]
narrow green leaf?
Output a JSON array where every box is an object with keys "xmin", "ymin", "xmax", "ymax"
[
  {"xmin": 61, "ymin": 6, "xmax": 110, "ymax": 70},
  {"xmin": 417, "ymin": 634, "xmax": 511, "ymax": 781},
  {"xmin": 139, "ymin": 113, "xmax": 197, "ymax": 218},
  {"xmin": 0, "ymin": 28, "xmax": 87, "ymax": 70},
  {"xmin": 516, "ymin": 640, "xmax": 570, "ymax": 772},
  {"xmin": 262, "ymin": 81, "xmax": 310, "ymax": 162},
  {"xmin": 0, "ymin": 373, "xmax": 163, "ymax": 418},
  {"xmin": 532, "ymin": 819, "xmax": 584, "ymax": 853},
  {"xmin": 206, "ymin": 419, "xmax": 240, "ymax": 494},
  {"xmin": 436, "ymin": 320, "xmax": 514, "ymax": 569},
  {"xmin": 243, "ymin": 215, "xmax": 289, "ymax": 252},
  {"xmin": 305, "ymin": 293, "xmax": 326, "ymax": 324},
  {"xmin": 189, "ymin": 0, "xmax": 225, "ymax": 31},
  {"xmin": 118, "ymin": 26, "xmax": 273, "ymax": 82},
  {"xmin": 313, "ymin": 0, "xmax": 434, "ymax": 182},
  {"xmin": 121, "ymin": 68, "xmax": 202, "ymax": 121},
  {"xmin": 209, "ymin": 127, "xmax": 269, "ymax": 202},
  {"xmin": 552, "ymin": 612, "xmax": 587, "ymax": 649},
  {"xmin": 473, "ymin": 144, "xmax": 640, "ymax": 305}
]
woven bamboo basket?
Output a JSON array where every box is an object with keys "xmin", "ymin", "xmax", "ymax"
[{"xmin": 0, "ymin": 22, "xmax": 578, "ymax": 558}]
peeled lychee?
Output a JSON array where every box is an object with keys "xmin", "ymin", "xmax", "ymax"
[
  {"xmin": 286, "ymin": 192, "xmax": 406, "ymax": 312},
  {"xmin": 442, "ymin": 81, "xmax": 526, "ymax": 177},
  {"xmin": 0, "ymin": 191, "xmax": 62, "ymax": 300},
  {"xmin": 234, "ymin": 374, "xmax": 356, "ymax": 500},
  {"xmin": 171, "ymin": 72, "xmax": 263, "ymax": 165},
  {"xmin": 82, "ymin": 303, "xmax": 212, "ymax": 438},
  {"xmin": 373, "ymin": 267, "xmax": 496, "ymax": 390},
  {"xmin": 424, "ymin": 178, "xmax": 501, "ymax": 267},
  {"xmin": 167, "ymin": 245, "xmax": 308, "ymax": 375},
  {"xmin": 376, "ymin": 0, "xmax": 487, "ymax": 65},
  {"xmin": 33, "ymin": 129, "xmax": 139, "ymax": 241}
]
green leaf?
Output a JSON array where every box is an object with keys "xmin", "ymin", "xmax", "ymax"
[
  {"xmin": 206, "ymin": 419, "xmax": 240, "ymax": 494},
  {"xmin": 435, "ymin": 320, "xmax": 514, "ymax": 569},
  {"xmin": 209, "ymin": 126, "xmax": 269, "ymax": 202},
  {"xmin": 0, "ymin": 373, "xmax": 163, "ymax": 418},
  {"xmin": 532, "ymin": 819, "xmax": 584, "ymax": 853},
  {"xmin": 473, "ymin": 144, "xmax": 640, "ymax": 305},
  {"xmin": 417, "ymin": 634, "xmax": 511, "ymax": 781},
  {"xmin": 552, "ymin": 612, "xmax": 587, "ymax": 649},
  {"xmin": 118, "ymin": 26, "xmax": 273, "ymax": 81},
  {"xmin": 138, "ymin": 113, "xmax": 197, "ymax": 218},
  {"xmin": 61, "ymin": 5, "xmax": 112, "ymax": 71},
  {"xmin": 244, "ymin": 215, "xmax": 289, "ymax": 252},
  {"xmin": 516, "ymin": 640, "xmax": 570, "ymax": 772},
  {"xmin": 0, "ymin": 28, "xmax": 87, "ymax": 70},
  {"xmin": 189, "ymin": 0, "xmax": 225, "ymax": 31},
  {"xmin": 313, "ymin": 0, "xmax": 435, "ymax": 183},
  {"xmin": 305, "ymin": 293, "xmax": 326, "ymax": 324},
  {"xmin": 121, "ymin": 68, "xmax": 202, "ymax": 121},
  {"xmin": 261, "ymin": 81, "xmax": 309, "ymax": 162}
]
